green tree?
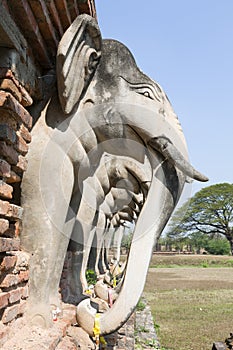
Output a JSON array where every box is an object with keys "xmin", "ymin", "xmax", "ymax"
[
  {"xmin": 205, "ymin": 237, "xmax": 230, "ymax": 255},
  {"xmin": 167, "ymin": 183, "xmax": 233, "ymax": 255}
]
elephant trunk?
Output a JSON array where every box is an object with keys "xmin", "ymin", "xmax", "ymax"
[{"xmin": 76, "ymin": 154, "xmax": 183, "ymax": 335}]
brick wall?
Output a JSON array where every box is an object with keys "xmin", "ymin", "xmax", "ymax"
[
  {"xmin": 0, "ymin": 0, "xmax": 97, "ymax": 345},
  {"xmin": 0, "ymin": 68, "xmax": 32, "ymax": 332}
]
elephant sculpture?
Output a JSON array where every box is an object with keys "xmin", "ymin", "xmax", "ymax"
[{"xmin": 21, "ymin": 14, "xmax": 208, "ymax": 335}]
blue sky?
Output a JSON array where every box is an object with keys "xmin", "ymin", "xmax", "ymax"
[{"xmin": 95, "ymin": 0, "xmax": 233, "ymax": 197}]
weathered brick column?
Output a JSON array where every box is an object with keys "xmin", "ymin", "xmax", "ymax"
[
  {"xmin": 0, "ymin": 0, "xmax": 97, "ymax": 347},
  {"xmin": 0, "ymin": 68, "xmax": 33, "ymax": 343}
]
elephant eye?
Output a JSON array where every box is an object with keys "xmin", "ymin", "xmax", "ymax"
[
  {"xmin": 120, "ymin": 77, "xmax": 162, "ymax": 102},
  {"xmin": 133, "ymin": 85, "xmax": 161, "ymax": 102},
  {"xmin": 141, "ymin": 90, "xmax": 153, "ymax": 99},
  {"xmin": 136, "ymin": 87, "xmax": 155, "ymax": 100}
]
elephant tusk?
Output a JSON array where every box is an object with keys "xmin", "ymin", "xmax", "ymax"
[{"xmin": 149, "ymin": 136, "xmax": 208, "ymax": 182}]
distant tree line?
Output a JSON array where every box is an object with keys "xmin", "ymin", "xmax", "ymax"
[{"xmin": 159, "ymin": 183, "xmax": 233, "ymax": 255}]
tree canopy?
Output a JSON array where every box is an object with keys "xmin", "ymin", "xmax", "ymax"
[{"xmin": 167, "ymin": 183, "xmax": 233, "ymax": 254}]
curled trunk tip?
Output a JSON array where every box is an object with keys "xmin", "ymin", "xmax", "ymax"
[
  {"xmin": 193, "ymin": 171, "xmax": 209, "ymax": 182},
  {"xmin": 149, "ymin": 136, "xmax": 208, "ymax": 182}
]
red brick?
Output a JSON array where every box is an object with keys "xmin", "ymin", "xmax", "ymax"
[
  {"xmin": 0, "ymin": 199, "xmax": 23, "ymax": 219},
  {"xmin": 2, "ymin": 227, "xmax": 14, "ymax": 238},
  {"xmin": 14, "ymin": 134, "xmax": 28, "ymax": 155},
  {"xmin": 2, "ymin": 222, "xmax": 15, "ymax": 238},
  {"xmin": 15, "ymin": 220, "xmax": 22, "ymax": 237},
  {"xmin": 0, "ymin": 180, "xmax": 13, "ymax": 199},
  {"xmin": 1, "ymin": 221, "xmax": 21, "ymax": 238},
  {"xmin": 29, "ymin": 0, "xmax": 59, "ymax": 51},
  {"xmin": 18, "ymin": 300, "xmax": 26, "ymax": 315},
  {"xmin": 9, "ymin": 1, "xmax": 52, "ymax": 68},
  {"xmin": 21, "ymin": 285, "xmax": 29, "ymax": 299},
  {"xmin": 0, "ymin": 292, "xmax": 9, "ymax": 309},
  {"xmin": 6, "ymin": 170, "xmax": 21, "ymax": 183},
  {"xmin": 0, "ymin": 218, "xmax": 9, "ymax": 234},
  {"xmin": 18, "ymin": 124, "xmax": 31, "ymax": 143},
  {"xmin": 8, "ymin": 288, "xmax": 22, "ymax": 304},
  {"xmin": 78, "ymin": 1, "xmax": 96, "ymax": 17},
  {"xmin": 0, "ymin": 110, "xmax": 17, "ymax": 129},
  {"xmin": 67, "ymin": 0, "xmax": 79, "ymax": 21},
  {"xmin": 2, "ymin": 304, "xmax": 19, "ymax": 323},
  {"xmin": 8, "ymin": 203, "xmax": 23, "ymax": 220},
  {"xmin": 0, "ymin": 237, "xmax": 20, "ymax": 252},
  {"xmin": 13, "ymin": 155, "xmax": 27, "ymax": 173},
  {"xmin": 0, "ymin": 159, "xmax": 11, "ymax": 178},
  {"xmin": 0, "ymin": 274, "xmax": 19, "ymax": 288},
  {"xmin": 0, "ymin": 91, "xmax": 32, "ymax": 128},
  {"xmin": 0, "ymin": 199, "xmax": 10, "ymax": 216},
  {"xmin": 0, "ymin": 68, "xmax": 14, "ymax": 80},
  {"xmin": 54, "ymin": 0, "xmax": 72, "ymax": 30},
  {"xmin": 0, "ymin": 255, "xmax": 17, "ymax": 270},
  {"xmin": 0, "ymin": 69, "xmax": 33, "ymax": 107},
  {"xmin": 0, "ymin": 78, "xmax": 22, "ymax": 102},
  {"xmin": 5, "ymin": 225, "xmax": 16, "ymax": 238},
  {"xmin": 0, "ymin": 141, "xmax": 19, "ymax": 164},
  {"xmin": 18, "ymin": 270, "xmax": 29, "ymax": 283},
  {"xmin": 19, "ymin": 86, "xmax": 33, "ymax": 107},
  {"xmin": 0, "ymin": 124, "xmax": 16, "ymax": 144},
  {"xmin": 48, "ymin": 0, "xmax": 64, "ymax": 37}
]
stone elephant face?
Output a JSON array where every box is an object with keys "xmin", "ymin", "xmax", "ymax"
[
  {"xmin": 55, "ymin": 14, "xmax": 208, "ymax": 335},
  {"xmin": 56, "ymin": 15, "xmax": 206, "ymax": 182},
  {"xmin": 22, "ymin": 14, "xmax": 208, "ymax": 336}
]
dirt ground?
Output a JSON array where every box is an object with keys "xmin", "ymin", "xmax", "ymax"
[{"xmin": 146, "ymin": 266, "xmax": 233, "ymax": 291}]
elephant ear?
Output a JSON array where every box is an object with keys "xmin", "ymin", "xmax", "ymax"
[{"xmin": 57, "ymin": 14, "xmax": 102, "ymax": 114}]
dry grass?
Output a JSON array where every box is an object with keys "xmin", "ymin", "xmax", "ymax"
[
  {"xmin": 144, "ymin": 255, "xmax": 233, "ymax": 350},
  {"xmin": 150, "ymin": 253, "xmax": 233, "ymax": 268}
]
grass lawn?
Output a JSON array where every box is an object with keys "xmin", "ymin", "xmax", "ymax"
[{"xmin": 144, "ymin": 254, "xmax": 233, "ymax": 350}]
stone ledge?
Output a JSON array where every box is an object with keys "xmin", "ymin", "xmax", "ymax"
[
  {"xmin": 115, "ymin": 297, "xmax": 160, "ymax": 350},
  {"xmin": 0, "ymin": 303, "xmax": 77, "ymax": 349},
  {"xmin": 0, "ymin": 299, "xmax": 160, "ymax": 349},
  {"xmin": 134, "ymin": 300, "xmax": 160, "ymax": 349}
]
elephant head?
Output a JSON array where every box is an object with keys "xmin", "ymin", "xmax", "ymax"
[{"xmin": 21, "ymin": 14, "xmax": 208, "ymax": 333}]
